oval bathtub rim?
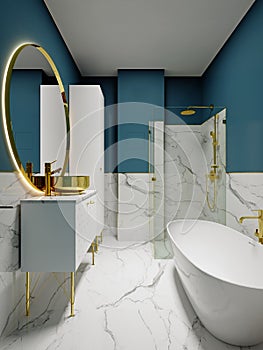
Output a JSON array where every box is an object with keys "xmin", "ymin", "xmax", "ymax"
[{"xmin": 167, "ymin": 219, "xmax": 263, "ymax": 291}]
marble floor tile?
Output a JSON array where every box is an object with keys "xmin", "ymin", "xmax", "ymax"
[{"xmin": 0, "ymin": 236, "xmax": 260, "ymax": 350}]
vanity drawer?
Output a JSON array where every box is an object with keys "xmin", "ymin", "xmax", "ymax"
[{"xmin": 21, "ymin": 193, "xmax": 97, "ymax": 272}]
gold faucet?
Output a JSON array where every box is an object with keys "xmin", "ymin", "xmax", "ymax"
[
  {"xmin": 239, "ymin": 210, "xmax": 263, "ymax": 244},
  {"xmin": 44, "ymin": 161, "xmax": 62, "ymax": 196},
  {"xmin": 26, "ymin": 162, "xmax": 33, "ymax": 182}
]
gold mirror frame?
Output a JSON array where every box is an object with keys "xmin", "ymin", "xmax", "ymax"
[{"xmin": 1, "ymin": 43, "xmax": 70, "ymax": 193}]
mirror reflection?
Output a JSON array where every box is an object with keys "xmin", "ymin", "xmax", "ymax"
[{"xmin": 10, "ymin": 46, "xmax": 67, "ymax": 175}]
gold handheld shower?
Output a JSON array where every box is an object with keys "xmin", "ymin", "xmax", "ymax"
[{"xmin": 206, "ymin": 114, "xmax": 219, "ymax": 211}]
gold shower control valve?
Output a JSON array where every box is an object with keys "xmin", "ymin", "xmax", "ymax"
[{"xmin": 208, "ymin": 170, "xmax": 218, "ymax": 182}]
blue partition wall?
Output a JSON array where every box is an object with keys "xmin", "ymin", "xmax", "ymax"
[{"xmin": 117, "ymin": 69, "xmax": 164, "ymax": 172}]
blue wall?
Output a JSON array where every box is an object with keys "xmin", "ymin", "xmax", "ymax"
[
  {"xmin": 117, "ymin": 69, "xmax": 164, "ymax": 172},
  {"xmin": 165, "ymin": 77, "xmax": 203, "ymax": 125},
  {"xmin": 203, "ymin": 1, "xmax": 260, "ymax": 172},
  {"xmin": 0, "ymin": 0, "xmax": 81, "ymax": 171},
  {"xmin": 10, "ymin": 70, "xmax": 43, "ymax": 173}
]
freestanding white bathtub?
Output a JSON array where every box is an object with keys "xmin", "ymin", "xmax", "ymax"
[{"xmin": 167, "ymin": 219, "xmax": 263, "ymax": 347}]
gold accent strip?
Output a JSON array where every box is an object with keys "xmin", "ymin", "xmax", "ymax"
[
  {"xmin": 70, "ymin": 272, "xmax": 75, "ymax": 317},
  {"xmin": 1, "ymin": 43, "xmax": 70, "ymax": 192},
  {"xmin": 26, "ymin": 272, "xmax": 30, "ymax": 316},
  {"xmin": 91, "ymin": 242, "xmax": 95, "ymax": 265}
]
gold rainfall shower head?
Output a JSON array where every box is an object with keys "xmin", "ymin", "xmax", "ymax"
[{"xmin": 180, "ymin": 104, "xmax": 214, "ymax": 116}]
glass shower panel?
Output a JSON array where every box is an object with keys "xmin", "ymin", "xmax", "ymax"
[
  {"xmin": 201, "ymin": 108, "xmax": 226, "ymax": 224},
  {"xmin": 149, "ymin": 121, "xmax": 172, "ymax": 258},
  {"xmin": 152, "ymin": 107, "xmax": 226, "ymax": 259}
]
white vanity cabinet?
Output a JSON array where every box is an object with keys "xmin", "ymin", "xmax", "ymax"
[
  {"xmin": 69, "ymin": 85, "xmax": 104, "ymax": 235},
  {"xmin": 21, "ymin": 191, "xmax": 97, "ymax": 272}
]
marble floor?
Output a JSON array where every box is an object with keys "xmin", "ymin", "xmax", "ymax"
[{"xmin": 0, "ymin": 236, "xmax": 261, "ymax": 350}]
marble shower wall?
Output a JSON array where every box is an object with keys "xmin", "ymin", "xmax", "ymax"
[
  {"xmin": 164, "ymin": 125, "xmax": 207, "ymax": 226},
  {"xmin": 103, "ymin": 111, "xmax": 227, "ymax": 239},
  {"xmin": 164, "ymin": 109, "xmax": 226, "ymax": 226},
  {"xmin": 200, "ymin": 109, "xmax": 226, "ymax": 224}
]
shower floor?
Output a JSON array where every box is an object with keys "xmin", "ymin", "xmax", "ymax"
[{"xmin": 0, "ymin": 236, "xmax": 260, "ymax": 350}]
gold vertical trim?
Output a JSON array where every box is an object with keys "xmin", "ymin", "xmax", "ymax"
[
  {"xmin": 70, "ymin": 272, "xmax": 75, "ymax": 317},
  {"xmin": 91, "ymin": 243, "xmax": 95, "ymax": 265},
  {"xmin": 26, "ymin": 272, "xmax": 30, "ymax": 316},
  {"xmin": 95, "ymin": 236, "xmax": 99, "ymax": 253}
]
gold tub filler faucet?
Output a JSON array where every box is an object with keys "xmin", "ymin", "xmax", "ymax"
[{"xmin": 239, "ymin": 210, "xmax": 263, "ymax": 244}]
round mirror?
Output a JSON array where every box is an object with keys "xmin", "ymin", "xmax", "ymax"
[{"xmin": 2, "ymin": 43, "xmax": 70, "ymax": 193}]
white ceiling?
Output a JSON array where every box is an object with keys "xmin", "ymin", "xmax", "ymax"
[
  {"xmin": 44, "ymin": 0, "xmax": 255, "ymax": 76},
  {"xmin": 14, "ymin": 46, "xmax": 54, "ymax": 75}
]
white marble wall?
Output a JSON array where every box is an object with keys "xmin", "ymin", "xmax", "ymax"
[
  {"xmin": 0, "ymin": 173, "xmax": 37, "ymax": 272},
  {"xmin": 164, "ymin": 125, "xmax": 207, "ymax": 225},
  {"xmin": 117, "ymin": 173, "xmax": 153, "ymax": 241},
  {"xmin": 164, "ymin": 109, "xmax": 226, "ymax": 226},
  {"xmin": 104, "ymin": 112, "xmax": 227, "ymax": 241},
  {"xmin": 226, "ymin": 173, "xmax": 263, "ymax": 240}
]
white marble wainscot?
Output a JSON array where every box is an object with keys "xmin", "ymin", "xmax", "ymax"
[
  {"xmin": 0, "ymin": 172, "xmax": 37, "ymax": 272},
  {"xmin": 164, "ymin": 125, "xmax": 208, "ymax": 226},
  {"xmin": 0, "ymin": 236, "xmax": 260, "ymax": 350},
  {"xmin": 117, "ymin": 173, "xmax": 153, "ymax": 241},
  {"xmin": 226, "ymin": 172, "xmax": 263, "ymax": 240},
  {"xmin": 103, "ymin": 173, "xmax": 118, "ymax": 237},
  {"xmin": 200, "ymin": 109, "xmax": 226, "ymax": 224}
]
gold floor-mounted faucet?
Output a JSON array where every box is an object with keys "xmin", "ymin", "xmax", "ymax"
[
  {"xmin": 44, "ymin": 161, "xmax": 62, "ymax": 196},
  {"xmin": 239, "ymin": 210, "xmax": 263, "ymax": 244}
]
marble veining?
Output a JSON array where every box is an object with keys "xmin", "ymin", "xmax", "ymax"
[
  {"xmin": 117, "ymin": 173, "xmax": 154, "ymax": 241},
  {"xmin": 164, "ymin": 110, "xmax": 226, "ymax": 227},
  {"xmin": 103, "ymin": 173, "xmax": 118, "ymax": 237},
  {"xmin": 0, "ymin": 173, "xmax": 36, "ymax": 207},
  {"xmin": 0, "ymin": 236, "xmax": 259, "ymax": 350},
  {"xmin": 226, "ymin": 173, "xmax": 263, "ymax": 240},
  {"xmin": 0, "ymin": 172, "xmax": 37, "ymax": 272},
  {"xmin": 164, "ymin": 125, "xmax": 207, "ymax": 225}
]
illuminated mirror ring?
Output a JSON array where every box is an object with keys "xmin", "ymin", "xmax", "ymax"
[{"xmin": 1, "ymin": 43, "xmax": 70, "ymax": 193}]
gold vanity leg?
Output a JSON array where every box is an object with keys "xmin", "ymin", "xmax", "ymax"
[
  {"xmin": 70, "ymin": 272, "xmax": 75, "ymax": 317},
  {"xmin": 91, "ymin": 242, "xmax": 95, "ymax": 265},
  {"xmin": 26, "ymin": 272, "xmax": 30, "ymax": 316}
]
